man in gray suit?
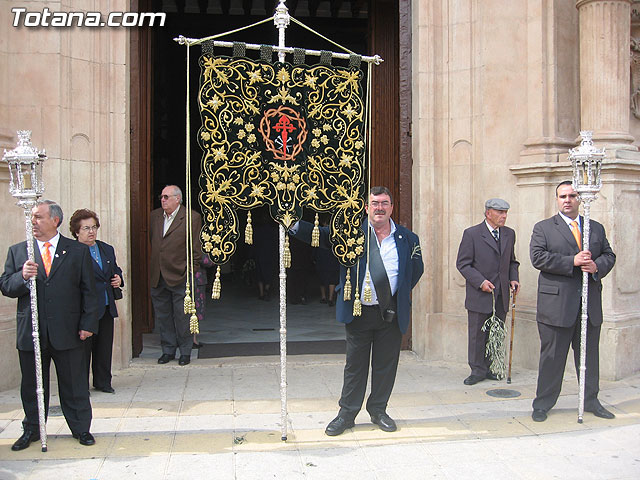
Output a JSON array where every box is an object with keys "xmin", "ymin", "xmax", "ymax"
[
  {"xmin": 530, "ymin": 181, "xmax": 616, "ymax": 422},
  {"xmin": 456, "ymin": 198, "xmax": 520, "ymax": 385}
]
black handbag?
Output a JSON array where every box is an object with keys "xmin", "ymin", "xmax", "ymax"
[{"xmin": 113, "ymin": 287, "xmax": 123, "ymax": 300}]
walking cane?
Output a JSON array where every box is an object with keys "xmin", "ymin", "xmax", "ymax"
[{"xmin": 506, "ymin": 287, "xmax": 517, "ymax": 384}]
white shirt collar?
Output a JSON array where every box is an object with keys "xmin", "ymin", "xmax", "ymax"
[
  {"xmin": 485, "ymin": 220, "xmax": 498, "ymax": 234},
  {"xmin": 559, "ymin": 211, "xmax": 580, "ymax": 228},
  {"xmin": 163, "ymin": 203, "xmax": 180, "ymax": 221},
  {"xmin": 36, "ymin": 232, "xmax": 60, "ymax": 252}
]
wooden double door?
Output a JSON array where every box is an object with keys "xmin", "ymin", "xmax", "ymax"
[{"xmin": 129, "ymin": 0, "xmax": 413, "ymax": 356}]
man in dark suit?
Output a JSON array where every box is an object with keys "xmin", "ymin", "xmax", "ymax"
[
  {"xmin": 293, "ymin": 186, "xmax": 424, "ymax": 436},
  {"xmin": 150, "ymin": 185, "xmax": 202, "ymax": 366},
  {"xmin": 456, "ymin": 198, "xmax": 520, "ymax": 385},
  {"xmin": 0, "ymin": 200, "xmax": 100, "ymax": 450},
  {"xmin": 529, "ymin": 181, "xmax": 616, "ymax": 422}
]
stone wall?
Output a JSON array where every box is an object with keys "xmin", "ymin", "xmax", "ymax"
[
  {"xmin": 411, "ymin": 0, "xmax": 640, "ymax": 380},
  {"xmin": 0, "ymin": 0, "xmax": 131, "ymax": 391}
]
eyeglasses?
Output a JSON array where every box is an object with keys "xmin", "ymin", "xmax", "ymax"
[
  {"xmin": 370, "ymin": 201, "xmax": 391, "ymax": 208},
  {"xmin": 159, "ymin": 194, "xmax": 178, "ymax": 200},
  {"xmin": 80, "ymin": 225, "xmax": 99, "ymax": 232}
]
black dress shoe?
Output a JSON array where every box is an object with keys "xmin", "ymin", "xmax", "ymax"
[
  {"xmin": 325, "ymin": 415, "xmax": 354, "ymax": 436},
  {"xmin": 370, "ymin": 413, "xmax": 397, "ymax": 432},
  {"xmin": 178, "ymin": 355, "xmax": 191, "ymax": 366},
  {"xmin": 72, "ymin": 432, "xmax": 96, "ymax": 446},
  {"xmin": 157, "ymin": 353, "xmax": 174, "ymax": 364},
  {"xmin": 192, "ymin": 342, "xmax": 202, "ymax": 349},
  {"xmin": 463, "ymin": 374, "xmax": 485, "ymax": 385},
  {"xmin": 532, "ymin": 409, "xmax": 547, "ymax": 422},
  {"xmin": 585, "ymin": 404, "xmax": 615, "ymax": 419},
  {"xmin": 11, "ymin": 430, "xmax": 40, "ymax": 451},
  {"xmin": 97, "ymin": 386, "xmax": 115, "ymax": 394},
  {"xmin": 486, "ymin": 372, "xmax": 499, "ymax": 381}
]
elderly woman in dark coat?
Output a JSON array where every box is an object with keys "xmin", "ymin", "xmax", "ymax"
[{"xmin": 70, "ymin": 209, "xmax": 123, "ymax": 394}]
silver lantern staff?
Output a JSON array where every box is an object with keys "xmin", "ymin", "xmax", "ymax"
[
  {"xmin": 568, "ymin": 130, "xmax": 604, "ymax": 424},
  {"xmin": 2, "ymin": 130, "xmax": 48, "ymax": 451},
  {"xmin": 274, "ymin": 0, "xmax": 289, "ymax": 443}
]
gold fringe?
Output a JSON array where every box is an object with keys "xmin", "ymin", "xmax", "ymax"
[
  {"xmin": 363, "ymin": 271, "xmax": 372, "ymax": 303},
  {"xmin": 343, "ymin": 270, "xmax": 352, "ymax": 301},
  {"xmin": 353, "ymin": 291, "xmax": 362, "ymax": 317},
  {"xmin": 212, "ymin": 266, "xmax": 221, "ymax": 299},
  {"xmin": 311, "ymin": 213, "xmax": 320, "ymax": 247},
  {"xmin": 184, "ymin": 284, "xmax": 192, "ymax": 314},
  {"xmin": 190, "ymin": 313, "xmax": 199, "ymax": 334},
  {"xmin": 245, "ymin": 211, "xmax": 253, "ymax": 245},
  {"xmin": 284, "ymin": 235, "xmax": 291, "ymax": 268}
]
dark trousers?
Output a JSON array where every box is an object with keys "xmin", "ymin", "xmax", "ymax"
[
  {"xmin": 338, "ymin": 305, "xmax": 402, "ymax": 419},
  {"xmin": 19, "ymin": 342, "xmax": 92, "ymax": 434},
  {"xmin": 467, "ymin": 294, "xmax": 506, "ymax": 377},
  {"xmin": 533, "ymin": 317, "xmax": 601, "ymax": 412},
  {"xmin": 85, "ymin": 306, "xmax": 114, "ymax": 389},
  {"xmin": 151, "ymin": 275, "xmax": 192, "ymax": 356}
]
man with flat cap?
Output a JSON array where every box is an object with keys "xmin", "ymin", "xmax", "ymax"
[{"xmin": 456, "ymin": 198, "xmax": 520, "ymax": 385}]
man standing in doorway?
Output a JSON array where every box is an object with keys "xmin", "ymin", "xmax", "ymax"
[
  {"xmin": 1, "ymin": 200, "xmax": 99, "ymax": 450},
  {"xmin": 529, "ymin": 181, "xmax": 616, "ymax": 422},
  {"xmin": 293, "ymin": 186, "xmax": 424, "ymax": 435},
  {"xmin": 150, "ymin": 185, "xmax": 202, "ymax": 366},
  {"xmin": 456, "ymin": 198, "xmax": 520, "ymax": 385}
]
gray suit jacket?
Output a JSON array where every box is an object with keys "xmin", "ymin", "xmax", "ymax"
[
  {"xmin": 529, "ymin": 214, "xmax": 615, "ymax": 327},
  {"xmin": 0, "ymin": 235, "xmax": 100, "ymax": 351},
  {"xmin": 456, "ymin": 222, "xmax": 519, "ymax": 314}
]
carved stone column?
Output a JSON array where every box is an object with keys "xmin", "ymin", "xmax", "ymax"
[{"xmin": 577, "ymin": 0, "xmax": 636, "ymax": 149}]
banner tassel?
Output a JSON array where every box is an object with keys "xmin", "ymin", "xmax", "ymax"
[
  {"xmin": 245, "ymin": 210, "xmax": 253, "ymax": 245},
  {"xmin": 311, "ymin": 213, "xmax": 320, "ymax": 247},
  {"xmin": 212, "ymin": 266, "xmax": 221, "ymax": 300},
  {"xmin": 343, "ymin": 270, "xmax": 352, "ymax": 301},
  {"xmin": 283, "ymin": 234, "xmax": 291, "ymax": 268}
]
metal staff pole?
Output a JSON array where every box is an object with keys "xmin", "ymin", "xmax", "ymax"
[
  {"xmin": 568, "ymin": 131, "xmax": 604, "ymax": 423},
  {"xmin": 274, "ymin": 0, "xmax": 290, "ymax": 442},
  {"xmin": 506, "ymin": 288, "xmax": 517, "ymax": 384},
  {"xmin": 3, "ymin": 130, "xmax": 48, "ymax": 451}
]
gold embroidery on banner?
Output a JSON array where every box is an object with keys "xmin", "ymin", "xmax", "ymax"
[{"xmin": 197, "ymin": 56, "xmax": 366, "ymax": 266}]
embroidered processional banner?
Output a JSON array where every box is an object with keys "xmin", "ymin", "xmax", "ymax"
[{"xmin": 197, "ymin": 53, "xmax": 366, "ymax": 267}]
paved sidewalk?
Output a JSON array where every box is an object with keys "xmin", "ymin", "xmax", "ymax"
[{"xmin": 0, "ymin": 353, "xmax": 638, "ymax": 479}]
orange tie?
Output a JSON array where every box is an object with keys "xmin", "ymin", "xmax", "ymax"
[
  {"xmin": 42, "ymin": 242, "xmax": 52, "ymax": 276},
  {"xmin": 570, "ymin": 221, "xmax": 582, "ymax": 250}
]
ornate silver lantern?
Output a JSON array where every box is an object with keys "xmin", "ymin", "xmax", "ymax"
[
  {"xmin": 4, "ymin": 130, "xmax": 47, "ymax": 207},
  {"xmin": 568, "ymin": 130, "xmax": 604, "ymax": 424},
  {"xmin": 2, "ymin": 130, "xmax": 48, "ymax": 451}
]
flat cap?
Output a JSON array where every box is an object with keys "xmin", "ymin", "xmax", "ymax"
[{"xmin": 485, "ymin": 198, "xmax": 510, "ymax": 210}]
